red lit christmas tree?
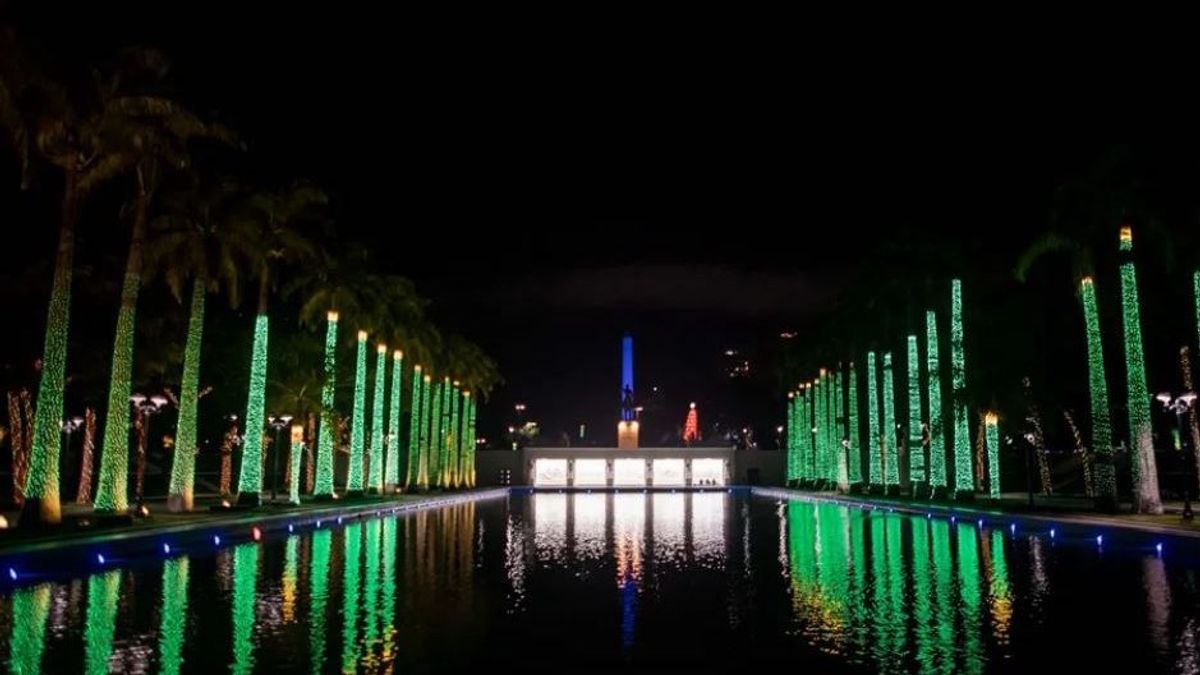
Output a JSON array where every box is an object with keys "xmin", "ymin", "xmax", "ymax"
[{"xmin": 683, "ymin": 402, "xmax": 700, "ymax": 444}]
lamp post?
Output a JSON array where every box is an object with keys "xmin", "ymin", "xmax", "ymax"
[
  {"xmin": 61, "ymin": 416, "xmax": 83, "ymax": 490},
  {"xmin": 130, "ymin": 393, "xmax": 168, "ymax": 511},
  {"xmin": 268, "ymin": 414, "xmax": 294, "ymax": 503},
  {"xmin": 1156, "ymin": 391, "xmax": 1198, "ymax": 520}
]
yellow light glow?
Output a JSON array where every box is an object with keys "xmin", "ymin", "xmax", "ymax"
[
  {"xmin": 463, "ymin": 391, "xmax": 471, "ymax": 398},
  {"xmin": 290, "ymin": 424, "xmax": 304, "ymax": 444},
  {"xmin": 423, "ymin": 375, "xmax": 431, "ymax": 383},
  {"xmin": 414, "ymin": 364, "xmax": 422, "ymax": 372},
  {"xmin": 820, "ymin": 368, "xmax": 827, "ymax": 376},
  {"xmin": 985, "ymin": 412, "xmax": 999, "ymax": 425},
  {"xmin": 1120, "ymin": 226, "xmax": 1133, "ymax": 243},
  {"xmin": 357, "ymin": 330, "xmax": 367, "ymax": 340},
  {"xmin": 393, "ymin": 349, "xmax": 403, "ymax": 359},
  {"xmin": 788, "ymin": 392, "xmax": 794, "ymax": 399},
  {"xmin": 327, "ymin": 311, "xmax": 339, "ymax": 322},
  {"xmin": 453, "ymin": 380, "xmax": 460, "ymax": 387},
  {"xmin": 377, "ymin": 344, "xmax": 387, "ymax": 354},
  {"xmin": 1081, "ymin": 276, "xmax": 1094, "ymax": 287}
]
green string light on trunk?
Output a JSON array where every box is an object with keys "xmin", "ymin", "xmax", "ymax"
[
  {"xmin": 346, "ymin": 331, "xmax": 368, "ymax": 493},
  {"xmin": 866, "ymin": 352, "xmax": 880, "ymax": 487},
  {"xmin": 907, "ymin": 335, "xmax": 925, "ymax": 486},
  {"xmin": 428, "ymin": 377, "xmax": 442, "ymax": 488},
  {"xmin": 985, "ymin": 413, "xmax": 1000, "ymax": 498},
  {"xmin": 168, "ymin": 281, "xmax": 205, "ymax": 511},
  {"xmin": 367, "ymin": 344, "xmax": 387, "ymax": 493},
  {"xmin": 925, "ymin": 311, "xmax": 947, "ymax": 489},
  {"xmin": 387, "ymin": 350, "xmax": 403, "ymax": 490},
  {"xmin": 882, "ymin": 352, "xmax": 898, "ymax": 487},
  {"xmin": 236, "ymin": 314, "xmax": 270, "ymax": 502},
  {"xmin": 951, "ymin": 279, "xmax": 973, "ymax": 495},
  {"xmin": 449, "ymin": 382, "xmax": 461, "ymax": 488},
  {"xmin": 406, "ymin": 366, "xmax": 423, "ymax": 489},
  {"xmin": 1080, "ymin": 278, "xmax": 1116, "ymax": 501},
  {"xmin": 314, "ymin": 312, "xmax": 338, "ymax": 497},
  {"xmin": 848, "ymin": 362, "xmax": 861, "ymax": 485},
  {"xmin": 1119, "ymin": 227, "xmax": 1163, "ymax": 514}
]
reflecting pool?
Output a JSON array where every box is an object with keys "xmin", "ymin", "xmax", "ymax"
[{"xmin": 4, "ymin": 492, "xmax": 1200, "ymax": 672}]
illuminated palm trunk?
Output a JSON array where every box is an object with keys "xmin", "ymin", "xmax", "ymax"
[
  {"xmin": 464, "ymin": 392, "xmax": 477, "ymax": 487},
  {"xmin": 950, "ymin": 279, "xmax": 973, "ymax": 496},
  {"xmin": 345, "ymin": 330, "xmax": 368, "ymax": 494},
  {"xmin": 405, "ymin": 366, "xmax": 423, "ymax": 489},
  {"xmin": 799, "ymin": 385, "xmax": 810, "ymax": 482},
  {"xmin": 786, "ymin": 392, "xmax": 797, "ymax": 484},
  {"xmin": 235, "ymin": 313, "xmax": 269, "ymax": 504},
  {"xmin": 866, "ymin": 352, "xmax": 881, "ymax": 488},
  {"xmin": 288, "ymin": 423, "xmax": 303, "ymax": 504},
  {"xmin": 430, "ymin": 379, "xmax": 444, "ymax": 488},
  {"xmin": 367, "ymin": 343, "xmax": 387, "ymax": 493},
  {"xmin": 836, "ymin": 368, "xmax": 849, "ymax": 491},
  {"xmin": 848, "ymin": 362, "xmax": 861, "ymax": 485},
  {"xmin": 882, "ymin": 352, "xmax": 899, "ymax": 489},
  {"xmin": 814, "ymin": 373, "xmax": 825, "ymax": 485},
  {"xmin": 23, "ymin": 182, "xmax": 80, "ymax": 526},
  {"xmin": 985, "ymin": 412, "xmax": 1000, "ymax": 498},
  {"xmin": 95, "ymin": 197, "xmax": 150, "ymax": 514},
  {"xmin": 1079, "ymin": 277, "xmax": 1117, "ymax": 504},
  {"xmin": 314, "ymin": 312, "xmax": 338, "ymax": 497},
  {"xmin": 448, "ymin": 382, "xmax": 461, "ymax": 488},
  {"xmin": 907, "ymin": 335, "xmax": 925, "ymax": 489},
  {"xmin": 168, "ymin": 280, "xmax": 205, "ymax": 512},
  {"xmin": 1118, "ymin": 227, "xmax": 1162, "ymax": 514},
  {"xmin": 925, "ymin": 311, "xmax": 947, "ymax": 490},
  {"xmin": 386, "ymin": 350, "xmax": 403, "ymax": 491},
  {"xmin": 418, "ymin": 374, "xmax": 433, "ymax": 489},
  {"xmin": 439, "ymin": 377, "xmax": 452, "ymax": 489}
]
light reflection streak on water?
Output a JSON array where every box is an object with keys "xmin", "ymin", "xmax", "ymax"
[
  {"xmin": 83, "ymin": 569, "xmax": 120, "ymax": 675},
  {"xmin": 534, "ymin": 493, "xmax": 567, "ymax": 564},
  {"xmin": 653, "ymin": 493, "xmax": 686, "ymax": 565},
  {"xmin": 691, "ymin": 492, "xmax": 726, "ymax": 564},
  {"xmin": 987, "ymin": 529, "xmax": 1012, "ymax": 646},
  {"xmin": 573, "ymin": 493, "xmax": 607, "ymax": 562}
]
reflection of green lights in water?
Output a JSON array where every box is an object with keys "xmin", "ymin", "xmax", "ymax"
[
  {"xmin": 988, "ymin": 530, "xmax": 1012, "ymax": 642},
  {"xmin": 8, "ymin": 583, "xmax": 51, "ymax": 674},
  {"xmin": 84, "ymin": 569, "xmax": 121, "ymax": 675},
  {"xmin": 363, "ymin": 519, "xmax": 382, "ymax": 664},
  {"xmin": 342, "ymin": 522, "xmax": 363, "ymax": 672},
  {"xmin": 911, "ymin": 519, "xmax": 934, "ymax": 669},
  {"xmin": 956, "ymin": 523, "xmax": 983, "ymax": 675},
  {"xmin": 283, "ymin": 535, "xmax": 299, "ymax": 622},
  {"xmin": 381, "ymin": 518, "xmax": 398, "ymax": 661},
  {"xmin": 310, "ymin": 528, "xmax": 332, "ymax": 673},
  {"xmin": 232, "ymin": 543, "xmax": 259, "ymax": 674},
  {"xmin": 159, "ymin": 557, "xmax": 190, "ymax": 675},
  {"xmin": 884, "ymin": 516, "xmax": 905, "ymax": 668},
  {"xmin": 869, "ymin": 515, "xmax": 891, "ymax": 668},
  {"xmin": 930, "ymin": 519, "xmax": 954, "ymax": 670}
]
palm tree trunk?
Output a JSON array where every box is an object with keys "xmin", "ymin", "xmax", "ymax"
[
  {"xmin": 346, "ymin": 330, "xmax": 368, "ymax": 495},
  {"xmin": 168, "ymin": 280, "xmax": 205, "ymax": 511},
  {"xmin": 95, "ymin": 184, "xmax": 151, "ymax": 513},
  {"xmin": 1119, "ymin": 230, "xmax": 1162, "ymax": 514},
  {"xmin": 304, "ymin": 412, "xmax": 316, "ymax": 493},
  {"xmin": 75, "ymin": 407, "xmax": 96, "ymax": 504},
  {"xmin": 22, "ymin": 176, "xmax": 80, "ymax": 526},
  {"xmin": 236, "ymin": 266, "xmax": 271, "ymax": 504},
  {"xmin": 406, "ymin": 367, "xmax": 423, "ymax": 490},
  {"xmin": 1080, "ymin": 278, "xmax": 1118, "ymax": 508},
  {"xmin": 314, "ymin": 312, "xmax": 338, "ymax": 497},
  {"xmin": 7, "ymin": 391, "xmax": 27, "ymax": 507}
]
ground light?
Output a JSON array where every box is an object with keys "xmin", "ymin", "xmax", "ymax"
[{"xmin": 314, "ymin": 311, "xmax": 339, "ymax": 497}]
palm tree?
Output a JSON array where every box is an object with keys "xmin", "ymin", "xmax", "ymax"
[
  {"xmin": 287, "ymin": 246, "xmax": 381, "ymax": 498},
  {"xmin": 144, "ymin": 181, "xmax": 251, "ymax": 511},
  {"xmin": 233, "ymin": 184, "xmax": 323, "ymax": 505},
  {"xmin": 1016, "ymin": 234, "xmax": 1119, "ymax": 509}
]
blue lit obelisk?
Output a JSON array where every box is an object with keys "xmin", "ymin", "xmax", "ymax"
[{"xmin": 618, "ymin": 333, "xmax": 639, "ymax": 449}]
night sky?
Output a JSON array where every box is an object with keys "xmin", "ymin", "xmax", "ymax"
[{"xmin": 7, "ymin": 6, "xmax": 1200, "ymax": 447}]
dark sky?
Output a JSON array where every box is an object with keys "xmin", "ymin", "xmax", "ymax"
[{"xmin": 5, "ymin": 6, "xmax": 1152, "ymax": 444}]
